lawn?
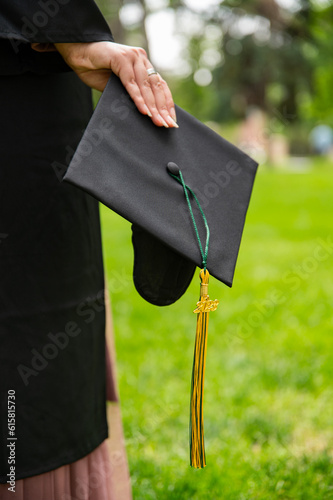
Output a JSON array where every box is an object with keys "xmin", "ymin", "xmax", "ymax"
[{"xmin": 100, "ymin": 159, "xmax": 333, "ymax": 500}]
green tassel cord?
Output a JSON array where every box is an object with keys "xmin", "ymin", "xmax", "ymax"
[{"xmin": 167, "ymin": 164, "xmax": 219, "ymax": 468}]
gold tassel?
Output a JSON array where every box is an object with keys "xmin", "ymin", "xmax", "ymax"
[{"xmin": 190, "ymin": 269, "xmax": 219, "ymax": 468}]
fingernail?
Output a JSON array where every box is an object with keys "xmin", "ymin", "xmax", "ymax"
[
  {"xmin": 144, "ymin": 105, "xmax": 152, "ymax": 117},
  {"xmin": 166, "ymin": 116, "xmax": 179, "ymax": 128},
  {"xmin": 170, "ymin": 107, "xmax": 177, "ymax": 122},
  {"xmin": 159, "ymin": 115, "xmax": 169, "ymax": 128}
]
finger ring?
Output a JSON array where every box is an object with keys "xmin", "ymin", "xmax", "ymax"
[{"xmin": 147, "ymin": 68, "xmax": 158, "ymax": 77}]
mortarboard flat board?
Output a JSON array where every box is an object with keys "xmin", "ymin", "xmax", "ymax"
[
  {"xmin": 64, "ymin": 74, "xmax": 258, "ymax": 304},
  {"xmin": 63, "ymin": 73, "xmax": 259, "ymax": 468}
]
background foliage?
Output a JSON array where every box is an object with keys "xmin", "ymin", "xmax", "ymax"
[
  {"xmin": 101, "ymin": 160, "xmax": 333, "ymax": 499},
  {"xmin": 98, "ymin": 0, "xmax": 333, "ymax": 126},
  {"xmin": 96, "ymin": 1, "xmax": 333, "ymax": 498}
]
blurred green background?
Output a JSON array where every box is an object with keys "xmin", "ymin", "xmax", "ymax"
[{"xmin": 97, "ymin": 1, "xmax": 333, "ymax": 498}]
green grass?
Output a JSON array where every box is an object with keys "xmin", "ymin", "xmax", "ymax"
[{"xmin": 100, "ymin": 159, "xmax": 333, "ymax": 500}]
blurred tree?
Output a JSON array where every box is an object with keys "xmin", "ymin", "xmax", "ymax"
[
  {"xmin": 304, "ymin": 1, "xmax": 333, "ymax": 125},
  {"xmin": 172, "ymin": 0, "xmax": 317, "ymax": 122},
  {"xmin": 96, "ymin": 0, "xmax": 327, "ymax": 126},
  {"xmin": 97, "ymin": 0, "xmax": 127, "ymax": 43},
  {"xmin": 97, "ymin": 0, "xmax": 149, "ymax": 52}
]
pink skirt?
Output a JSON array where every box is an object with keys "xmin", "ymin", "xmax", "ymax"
[{"xmin": 0, "ymin": 288, "xmax": 132, "ymax": 500}]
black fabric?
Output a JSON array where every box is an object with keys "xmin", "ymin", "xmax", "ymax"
[
  {"xmin": 0, "ymin": 0, "xmax": 114, "ymax": 75},
  {"xmin": 0, "ymin": 0, "xmax": 114, "ymax": 44},
  {"xmin": 0, "ymin": 71, "xmax": 108, "ymax": 482},
  {"xmin": 132, "ymin": 225, "xmax": 196, "ymax": 306},
  {"xmin": 64, "ymin": 74, "xmax": 258, "ymax": 303},
  {"xmin": 0, "ymin": 38, "xmax": 71, "ymax": 74}
]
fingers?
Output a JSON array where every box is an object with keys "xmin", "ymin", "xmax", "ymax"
[
  {"xmin": 132, "ymin": 62, "xmax": 167, "ymax": 127},
  {"xmin": 117, "ymin": 64, "xmax": 151, "ymax": 117},
  {"xmin": 160, "ymin": 78, "xmax": 177, "ymax": 123},
  {"xmin": 144, "ymin": 65, "xmax": 177, "ymax": 124},
  {"xmin": 143, "ymin": 71, "xmax": 178, "ymax": 128},
  {"xmin": 135, "ymin": 61, "xmax": 178, "ymax": 127},
  {"xmin": 113, "ymin": 45, "xmax": 178, "ymax": 128}
]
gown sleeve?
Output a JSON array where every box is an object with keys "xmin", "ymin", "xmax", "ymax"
[
  {"xmin": 0, "ymin": 0, "xmax": 114, "ymax": 43},
  {"xmin": 0, "ymin": 0, "xmax": 114, "ymax": 75}
]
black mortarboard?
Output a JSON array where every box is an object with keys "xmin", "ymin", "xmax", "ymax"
[
  {"xmin": 63, "ymin": 74, "xmax": 258, "ymax": 468},
  {"xmin": 64, "ymin": 74, "xmax": 257, "ymax": 302}
]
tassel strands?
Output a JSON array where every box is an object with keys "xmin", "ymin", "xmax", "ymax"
[
  {"xmin": 166, "ymin": 164, "xmax": 219, "ymax": 467},
  {"xmin": 190, "ymin": 269, "xmax": 219, "ymax": 468}
]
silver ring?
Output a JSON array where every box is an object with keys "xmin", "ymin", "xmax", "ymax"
[{"xmin": 147, "ymin": 68, "xmax": 158, "ymax": 77}]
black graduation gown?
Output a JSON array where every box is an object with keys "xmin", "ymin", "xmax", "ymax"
[{"xmin": 0, "ymin": 0, "xmax": 114, "ymax": 482}]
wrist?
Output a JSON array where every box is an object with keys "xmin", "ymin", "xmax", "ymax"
[{"xmin": 54, "ymin": 43, "xmax": 89, "ymax": 70}]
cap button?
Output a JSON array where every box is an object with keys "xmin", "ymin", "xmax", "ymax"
[{"xmin": 166, "ymin": 162, "xmax": 180, "ymax": 176}]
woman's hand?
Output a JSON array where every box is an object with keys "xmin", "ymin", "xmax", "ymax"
[{"xmin": 54, "ymin": 41, "xmax": 178, "ymax": 128}]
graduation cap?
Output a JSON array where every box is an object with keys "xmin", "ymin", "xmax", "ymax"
[{"xmin": 63, "ymin": 74, "xmax": 258, "ymax": 468}]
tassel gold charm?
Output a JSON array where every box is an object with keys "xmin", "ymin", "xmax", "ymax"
[{"xmin": 190, "ymin": 269, "xmax": 219, "ymax": 468}]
